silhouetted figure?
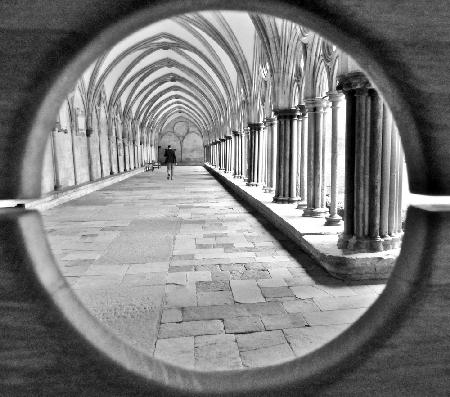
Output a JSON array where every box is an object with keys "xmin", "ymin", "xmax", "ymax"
[{"xmin": 164, "ymin": 145, "xmax": 177, "ymax": 180}]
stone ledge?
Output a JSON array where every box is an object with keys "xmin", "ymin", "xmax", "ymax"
[
  {"xmin": 205, "ymin": 164, "xmax": 398, "ymax": 280},
  {"xmin": 24, "ymin": 168, "xmax": 145, "ymax": 211}
]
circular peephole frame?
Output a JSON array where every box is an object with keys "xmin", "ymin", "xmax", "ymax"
[{"xmin": 24, "ymin": 0, "xmax": 425, "ymax": 395}]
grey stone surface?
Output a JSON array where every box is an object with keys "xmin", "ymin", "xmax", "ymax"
[
  {"xmin": 194, "ymin": 334, "xmax": 242, "ymax": 370},
  {"xmin": 159, "ymin": 320, "xmax": 224, "ymax": 338},
  {"xmin": 224, "ymin": 316, "xmax": 265, "ymax": 334}
]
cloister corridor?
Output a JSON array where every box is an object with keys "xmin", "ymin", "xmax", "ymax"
[{"xmin": 43, "ymin": 166, "xmax": 383, "ymax": 370}]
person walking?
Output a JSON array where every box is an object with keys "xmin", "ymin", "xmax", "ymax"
[{"xmin": 164, "ymin": 145, "xmax": 177, "ymax": 180}]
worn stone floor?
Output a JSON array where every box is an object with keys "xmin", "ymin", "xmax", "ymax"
[{"xmin": 42, "ymin": 166, "xmax": 385, "ymax": 371}]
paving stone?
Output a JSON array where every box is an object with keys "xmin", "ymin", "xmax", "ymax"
[
  {"xmin": 282, "ymin": 299, "xmax": 321, "ymax": 313},
  {"xmin": 154, "ymin": 336, "xmax": 195, "ymax": 368},
  {"xmin": 168, "ymin": 265, "xmax": 194, "ymax": 273},
  {"xmin": 224, "ymin": 316, "xmax": 265, "ymax": 334},
  {"xmin": 183, "ymin": 304, "xmax": 248, "ymax": 321},
  {"xmin": 127, "ymin": 262, "xmax": 169, "ymax": 273},
  {"xmin": 159, "ymin": 320, "xmax": 224, "ymax": 338},
  {"xmin": 166, "ymin": 272, "xmax": 187, "ymax": 285},
  {"xmin": 121, "ymin": 272, "xmax": 167, "ymax": 287},
  {"xmin": 257, "ymin": 278, "xmax": 287, "ymax": 287},
  {"xmin": 195, "ymin": 264, "xmax": 221, "ymax": 272},
  {"xmin": 268, "ymin": 268, "xmax": 293, "ymax": 279},
  {"xmin": 245, "ymin": 263, "xmax": 269, "ymax": 271},
  {"xmin": 187, "ymin": 271, "xmax": 211, "ymax": 283},
  {"xmin": 236, "ymin": 330, "xmax": 286, "ymax": 351},
  {"xmin": 197, "ymin": 291, "xmax": 235, "ymax": 306},
  {"xmin": 303, "ymin": 308, "xmax": 366, "ymax": 326},
  {"xmin": 285, "ymin": 277, "xmax": 316, "ymax": 286},
  {"xmin": 260, "ymin": 287, "xmax": 295, "ymax": 298},
  {"xmin": 313, "ymin": 284, "xmax": 358, "ymax": 297},
  {"xmin": 230, "ymin": 270, "xmax": 271, "ymax": 280},
  {"xmin": 73, "ymin": 275, "xmax": 123, "ymax": 289},
  {"xmin": 220, "ymin": 264, "xmax": 245, "ymax": 272},
  {"xmin": 261, "ymin": 313, "xmax": 307, "ymax": 330},
  {"xmin": 196, "ymin": 281, "xmax": 231, "ymax": 292},
  {"xmin": 161, "ymin": 308, "xmax": 182, "ymax": 323},
  {"xmin": 211, "ymin": 271, "xmax": 231, "ymax": 281},
  {"xmin": 240, "ymin": 343, "xmax": 295, "ymax": 367},
  {"xmin": 195, "ymin": 334, "xmax": 242, "ymax": 370},
  {"xmin": 230, "ymin": 280, "xmax": 265, "ymax": 303},
  {"xmin": 290, "ymin": 285, "xmax": 331, "ymax": 299},
  {"xmin": 164, "ymin": 284, "xmax": 196, "ymax": 307},
  {"xmin": 314, "ymin": 294, "xmax": 379, "ymax": 311},
  {"xmin": 284, "ymin": 325, "xmax": 349, "ymax": 356},
  {"xmin": 85, "ymin": 264, "xmax": 128, "ymax": 276}
]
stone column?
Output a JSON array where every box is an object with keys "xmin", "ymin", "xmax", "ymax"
[
  {"xmin": 302, "ymin": 99, "xmax": 328, "ymax": 216},
  {"xmin": 297, "ymin": 106, "xmax": 308, "ymax": 208},
  {"xmin": 242, "ymin": 127, "xmax": 250, "ymax": 182},
  {"xmin": 232, "ymin": 131, "xmax": 239, "ymax": 177},
  {"xmin": 273, "ymin": 109, "xmax": 300, "ymax": 203},
  {"xmin": 50, "ymin": 129, "xmax": 61, "ymax": 190},
  {"xmin": 225, "ymin": 135, "xmax": 233, "ymax": 172},
  {"xmin": 247, "ymin": 123, "xmax": 263, "ymax": 186},
  {"xmin": 325, "ymin": 92, "xmax": 345, "ymax": 225},
  {"xmin": 219, "ymin": 138, "xmax": 226, "ymax": 170},
  {"xmin": 264, "ymin": 117, "xmax": 277, "ymax": 193},
  {"xmin": 337, "ymin": 71, "xmax": 403, "ymax": 252},
  {"xmin": 258, "ymin": 124, "xmax": 266, "ymax": 187}
]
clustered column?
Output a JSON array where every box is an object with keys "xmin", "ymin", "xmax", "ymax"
[
  {"xmin": 302, "ymin": 99, "xmax": 329, "ymax": 217},
  {"xmin": 242, "ymin": 128, "xmax": 249, "ymax": 182},
  {"xmin": 225, "ymin": 135, "xmax": 233, "ymax": 172},
  {"xmin": 219, "ymin": 138, "xmax": 226, "ymax": 170},
  {"xmin": 296, "ymin": 106, "xmax": 307, "ymax": 207},
  {"xmin": 273, "ymin": 109, "xmax": 300, "ymax": 203},
  {"xmin": 263, "ymin": 117, "xmax": 277, "ymax": 193},
  {"xmin": 337, "ymin": 71, "xmax": 403, "ymax": 252},
  {"xmin": 232, "ymin": 130, "xmax": 240, "ymax": 177},
  {"xmin": 246, "ymin": 123, "xmax": 264, "ymax": 186},
  {"xmin": 325, "ymin": 91, "xmax": 345, "ymax": 225}
]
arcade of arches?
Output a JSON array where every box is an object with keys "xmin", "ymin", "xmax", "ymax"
[{"xmin": 47, "ymin": 11, "xmax": 406, "ymax": 254}]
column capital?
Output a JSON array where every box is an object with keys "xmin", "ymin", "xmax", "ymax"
[
  {"xmin": 232, "ymin": 130, "xmax": 240, "ymax": 136},
  {"xmin": 248, "ymin": 122, "xmax": 264, "ymax": 130},
  {"xmin": 327, "ymin": 91, "xmax": 345, "ymax": 104},
  {"xmin": 219, "ymin": 137, "xmax": 226, "ymax": 142},
  {"xmin": 296, "ymin": 104, "xmax": 307, "ymax": 117},
  {"xmin": 225, "ymin": 135, "xmax": 232, "ymax": 140},
  {"xmin": 274, "ymin": 108, "xmax": 300, "ymax": 119},
  {"xmin": 337, "ymin": 71, "xmax": 371, "ymax": 93},
  {"xmin": 304, "ymin": 98, "xmax": 328, "ymax": 112},
  {"xmin": 264, "ymin": 116, "xmax": 277, "ymax": 126}
]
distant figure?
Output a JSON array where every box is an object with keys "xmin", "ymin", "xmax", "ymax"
[{"xmin": 164, "ymin": 145, "xmax": 177, "ymax": 180}]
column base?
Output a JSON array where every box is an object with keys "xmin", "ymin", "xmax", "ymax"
[
  {"xmin": 263, "ymin": 187, "xmax": 274, "ymax": 193},
  {"xmin": 302, "ymin": 207, "xmax": 329, "ymax": 217},
  {"xmin": 325, "ymin": 214, "xmax": 342, "ymax": 226},
  {"xmin": 246, "ymin": 181, "xmax": 258, "ymax": 186},
  {"xmin": 296, "ymin": 200, "xmax": 307, "ymax": 209},
  {"xmin": 340, "ymin": 234, "xmax": 401, "ymax": 253},
  {"xmin": 273, "ymin": 196, "xmax": 289, "ymax": 203}
]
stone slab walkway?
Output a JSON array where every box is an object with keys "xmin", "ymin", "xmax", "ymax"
[{"xmin": 42, "ymin": 166, "xmax": 385, "ymax": 371}]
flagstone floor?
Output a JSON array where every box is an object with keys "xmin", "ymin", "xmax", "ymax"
[{"xmin": 42, "ymin": 165, "xmax": 385, "ymax": 371}]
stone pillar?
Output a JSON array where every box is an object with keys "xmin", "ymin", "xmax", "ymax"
[
  {"xmin": 50, "ymin": 129, "xmax": 61, "ymax": 190},
  {"xmin": 297, "ymin": 106, "xmax": 308, "ymax": 208},
  {"xmin": 232, "ymin": 130, "xmax": 239, "ymax": 177},
  {"xmin": 85, "ymin": 127, "xmax": 95, "ymax": 181},
  {"xmin": 263, "ymin": 117, "xmax": 277, "ymax": 193},
  {"xmin": 242, "ymin": 127, "xmax": 250, "ymax": 182},
  {"xmin": 325, "ymin": 92, "xmax": 345, "ymax": 225},
  {"xmin": 273, "ymin": 109, "xmax": 300, "ymax": 203},
  {"xmin": 219, "ymin": 138, "xmax": 226, "ymax": 170},
  {"xmin": 247, "ymin": 123, "xmax": 263, "ymax": 186},
  {"xmin": 302, "ymin": 99, "xmax": 328, "ymax": 216},
  {"xmin": 258, "ymin": 124, "xmax": 266, "ymax": 186},
  {"xmin": 337, "ymin": 71, "xmax": 403, "ymax": 252},
  {"xmin": 225, "ymin": 135, "xmax": 233, "ymax": 172}
]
